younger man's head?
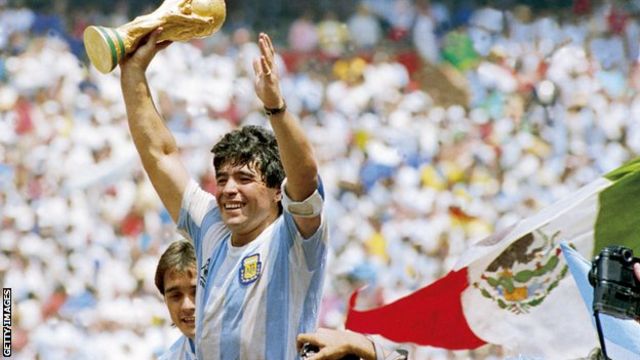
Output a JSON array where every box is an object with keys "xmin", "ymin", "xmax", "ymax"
[{"xmin": 155, "ymin": 240, "xmax": 197, "ymax": 339}]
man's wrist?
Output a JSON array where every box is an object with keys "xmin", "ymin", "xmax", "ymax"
[
  {"xmin": 264, "ymin": 100, "xmax": 286, "ymax": 117},
  {"xmin": 350, "ymin": 334, "xmax": 376, "ymax": 360},
  {"xmin": 120, "ymin": 67, "xmax": 147, "ymax": 86}
]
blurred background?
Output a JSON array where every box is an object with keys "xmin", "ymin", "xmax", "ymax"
[{"xmin": 2, "ymin": 0, "xmax": 640, "ymax": 358}]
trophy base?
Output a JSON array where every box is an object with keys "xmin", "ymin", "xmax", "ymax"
[{"xmin": 83, "ymin": 26, "xmax": 126, "ymax": 74}]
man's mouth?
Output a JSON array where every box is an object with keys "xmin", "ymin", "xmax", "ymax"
[
  {"xmin": 182, "ymin": 316, "xmax": 195, "ymax": 324},
  {"xmin": 224, "ymin": 202, "xmax": 243, "ymax": 210}
]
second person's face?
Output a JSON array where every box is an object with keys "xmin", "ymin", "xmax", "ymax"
[{"xmin": 164, "ymin": 267, "xmax": 197, "ymax": 339}]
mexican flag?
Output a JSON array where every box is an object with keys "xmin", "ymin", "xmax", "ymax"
[{"xmin": 346, "ymin": 158, "xmax": 640, "ymax": 358}]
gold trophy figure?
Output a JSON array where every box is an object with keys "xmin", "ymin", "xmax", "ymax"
[{"xmin": 84, "ymin": 0, "xmax": 226, "ymax": 74}]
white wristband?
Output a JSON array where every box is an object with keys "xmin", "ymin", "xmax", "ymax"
[{"xmin": 280, "ymin": 178, "xmax": 324, "ymax": 217}]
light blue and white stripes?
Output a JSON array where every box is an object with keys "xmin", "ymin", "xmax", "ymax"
[
  {"xmin": 158, "ymin": 336, "xmax": 196, "ymax": 360},
  {"xmin": 178, "ymin": 179, "xmax": 328, "ymax": 360}
]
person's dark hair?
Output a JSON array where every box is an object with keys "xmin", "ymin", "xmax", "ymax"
[
  {"xmin": 155, "ymin": 240, "xmax": 196, "ymax": 295},
  {"xmin": 211, "ymin": 125, "xmax": 285, "ymax": 190}
]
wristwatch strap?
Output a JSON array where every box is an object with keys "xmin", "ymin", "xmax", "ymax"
[{"xmin": 264, "ymin": 101, "xmax": 287, "ymax": 116}]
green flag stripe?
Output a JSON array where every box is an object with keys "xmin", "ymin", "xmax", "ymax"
[
  {"xmin": 604, "ymin": 157, "xmax": 640, "ymax": 182},
  {"xmin": 594, "ymin": 167, "xmax": 640, "ymax": 256}
]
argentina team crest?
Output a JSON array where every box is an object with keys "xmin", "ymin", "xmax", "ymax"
[
  {"xmin": 239, "ymin": 254, "xmax": 262, "ymax": 285},
  {"xmin": 473, "ymin": 230, "xmax": 570, "ymax": 314}
]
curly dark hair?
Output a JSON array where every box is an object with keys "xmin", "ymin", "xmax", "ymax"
[{"xmin": 211, "ymin": 125, "xmax": 285, "ymax": 190}]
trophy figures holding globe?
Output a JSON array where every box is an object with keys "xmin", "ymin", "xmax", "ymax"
[{"xmin": 84, "ymin": 0, "xmax": 226, "ymax": 73}]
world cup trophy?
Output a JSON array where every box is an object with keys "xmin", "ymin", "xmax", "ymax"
[{"xmin": 83, "ymin": 0, "xmax": 226, "ymax": 74}]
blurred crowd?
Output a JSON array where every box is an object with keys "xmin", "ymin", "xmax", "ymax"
[{"xmin": 2, "ymin": 0, "xmax": 640, "ymax": 359}]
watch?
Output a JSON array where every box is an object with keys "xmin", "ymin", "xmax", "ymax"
[{"xmin": 264, "ymin": 101, "xmax": 287, "ymax": 116}]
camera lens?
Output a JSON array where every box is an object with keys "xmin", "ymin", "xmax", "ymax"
[
  {"xmin": 622, "ymin": 248, "xmax": 634, "ymax": 263},
  {"xmin": 588, "ymin": 268, "xmax": 596, "ymax": 286}
]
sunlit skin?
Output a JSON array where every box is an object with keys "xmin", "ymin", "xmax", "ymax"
[
  {"xmin": 214, "ymin": 163, "xmax": 281, "ymax": 246},
  {"xmin": 163, "ymin": 267, "xmax": 197, "ymax": 339},
  {"xmin": 296, "ymin": 328, "xmax": 377, "ymax": 360}
]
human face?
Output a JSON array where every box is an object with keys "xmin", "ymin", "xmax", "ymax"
[
  {"xmin": 215, "ymin": 163, "xmax": 280, "ymax": 242},
  {"xmin": 163, "ymin": 267, "xmax": 196, "ymax": 339}
]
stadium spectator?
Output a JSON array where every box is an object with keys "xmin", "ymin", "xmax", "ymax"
[
  {"xmin": 288, "ymin": 10, "xmax": 319, "ymax": 54},
  {"xmin": 413, "ymin": 0, "xmax": 439, "ymax": 64},
  {"xmin": 317, "ymin": 11, "xmax": 349, "ymax": 58},
  {"xmin": 347, "ymin": 3, "xmax": 382, "ymax": 51}
]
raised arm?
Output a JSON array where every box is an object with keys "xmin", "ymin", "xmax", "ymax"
[
  {"xmin": 120, "ymin": 28, "xmax": 189, "ymax": 223},
  {"xmin": 252, "ymin": 33, "xmax": 321, "ymax": 238}
]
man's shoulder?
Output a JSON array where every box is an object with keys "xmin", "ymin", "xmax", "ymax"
[
  {"xmin": 198, "ymin": 220, "xmax": 230, "ymax": 248},
  {"xmin": 179, "ymin": 179, "xmax": 221, "ymax": 229},
  {"xmin": 158, "ymin": 336, "xmax": 195, "ymax": 360}
]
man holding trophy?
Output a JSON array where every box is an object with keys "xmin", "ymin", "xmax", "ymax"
[{"xmin": 104, "ymin": 1, "xmax": 329, "ymax": 359}]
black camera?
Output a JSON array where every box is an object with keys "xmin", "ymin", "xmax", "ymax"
[{"xmin": 588, "ymin": 245, "xmax": 640, "ymax": 320}]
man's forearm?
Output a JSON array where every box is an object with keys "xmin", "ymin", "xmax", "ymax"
[
  {"xmin": 120, "ymin": 68, "xmax": 190, "ymax": 222},
  {"xmin": 269, "ymin": 110, "xmax": 318, "ymax": 200},
  {"xmin": 117, "ymin": 31, "xmax": 189, "ymax": 223},
  {"xmin": 121, "ymin": 69, "xmax": 179, "ymax": 162},
  {"xmin": 252, "ymin": 32, "xmax": 318, "ymax": 202}
]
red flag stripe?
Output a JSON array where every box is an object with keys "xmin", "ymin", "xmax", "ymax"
[{"xmin": 345, "ymin": 268, "xmax": 486, "ymax": 350}]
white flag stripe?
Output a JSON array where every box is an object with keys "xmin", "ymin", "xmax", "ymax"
[
  {"xmin": 458, "ymin": 176, "xmax": 614, "ymax": 358},
  {"xmin": 454, "ymin": 177, "xmax": 612, "ymax": 270}
]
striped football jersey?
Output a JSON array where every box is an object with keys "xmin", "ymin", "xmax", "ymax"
[{"xmin": 178, "ymin": 179, "xmax": 328, "ymax": 359}]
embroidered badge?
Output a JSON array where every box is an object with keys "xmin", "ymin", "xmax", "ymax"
[
  {"xmin": 200, "ymin": 257, "xmax": 211, "ymax": 288},
  {"xmin": 239, "ymin": 254, "xmax": 262, "ymax": 285}
]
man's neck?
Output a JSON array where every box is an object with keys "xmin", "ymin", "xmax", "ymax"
[{"xmin": 230, "ymin": 212, "xmax": 279, "ymax": 247}]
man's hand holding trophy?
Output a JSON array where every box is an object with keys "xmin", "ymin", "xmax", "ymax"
[{"xmin": 84, "ymin": 0, "xmax": 226, "ymax": 74}]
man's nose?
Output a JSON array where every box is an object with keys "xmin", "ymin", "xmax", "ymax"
[
  {"xmin": 222, "ymin": 178, "xmax": 238, "ymax": 194},
  {"xmin": 182, "ymin": 295, "xmax": 195, "ymax": 311}
]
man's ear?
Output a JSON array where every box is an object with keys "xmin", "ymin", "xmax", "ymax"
[{"xmin": 274, "ymin": 188, "xmax": 282, "ymax": 202}]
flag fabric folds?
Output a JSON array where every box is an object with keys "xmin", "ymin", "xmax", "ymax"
[
  {"xmin": 346, "ymin": 268, "xmax": 485, "ymax": 350},
  {"xmin": 346, "ymin": 158, "xmax": 640, "ymax": 357}
]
